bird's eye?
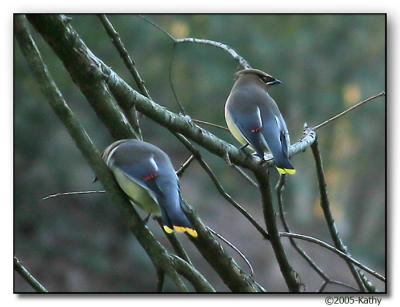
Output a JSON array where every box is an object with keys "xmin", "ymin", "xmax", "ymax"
[{"xmin": 264, "ymin": 76, "xmax": 274, "ymax": 83}]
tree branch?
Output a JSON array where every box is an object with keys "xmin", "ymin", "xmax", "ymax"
[
  {"xmin": 174, "ymin": 133, "xmax": 269, "ymax": 240},
  {"xmin": 139, "ymin": 15, "xmax": 251, "ymax": 69},
  {"xmin": 276, "ymin": 175, "xmax": 327, "ymax": 285},
  {"xmin": 276, "ymin": 175, "xmax": 360, "ymax": 292},
  {"xmin": 313, "ymin": 92, "xmax": 385, "ymax": 130},
  {"xmin": 280, "ymin": 232, "xmax": 385, "ymax": 282},
  {"xmin": 311, "ymin": 139, "xmax": 367, "ymax": 291},
  {"xmin": 176, "ymin": 154, "xmax": 195, "ymax": 177},
  {"xmin": 17, "ymin": 15, "xmax": 188, "ymax": 292},
  {"xmin": 98, "ymin": 14, "xmax": 143, "ymax": 140},
  {"xmin": 171, "ymin": 255, "xmax": 216, "ymax": 292},
  {"xmin": 14, "ymin": 257, "xmax": 48, "ymax": 293},
  {"xmin": 255, "ymin": 169, "xmax": 301, "ymax": 292}
]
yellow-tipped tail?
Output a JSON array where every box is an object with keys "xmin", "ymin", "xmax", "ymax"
[
  {"xmin": 163, "ymin": 225, "xmax": 174, "ymax": 234},
  {"xmin": 277, "ymin": 167, "xmax": 296, "ymax": 175},
  {"xmin": 163, "ymin": 225, "xmax": 198, "ymax": 238}
]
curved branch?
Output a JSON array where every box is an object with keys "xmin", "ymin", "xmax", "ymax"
[
  {"xmin": 170, "ymin": 255, "xmax": 216, "ymax": 292},
  {"xmin": 140, "ymin": 15, "xmax": 251, "ymax": 69},
  {"xmin": 276, "ymin": 175, "xmax": 329, "ymax": 283},
  {"xmin": 175, "ymin": 38, "xmax": 251, "ymax": 69},
  {"xmin": 207, "ymin": 228, "xmax": 254, "ymax": 277},
  {"xmin": 280, "ymin": 232, "xmax": 385, "ymax": 282},
  {"xmin": 276, "ymin": 176, "xmax": 361, "ymax": 292}
]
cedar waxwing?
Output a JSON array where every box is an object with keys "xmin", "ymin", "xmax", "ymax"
[
  {"xmin": 225, "ymin": 68, "xmax": 295, "ymax": 175},
  {"xmin": 102, "ymin": 139, "xmax": 197, "ymax": 237}
]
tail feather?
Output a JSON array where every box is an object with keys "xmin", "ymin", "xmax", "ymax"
[
  {"xmin": 161, "ymin": 199, "xmax": 198, "ymax": 238},
  {"xmin": 275, "ymin": 157, "xmax": 296, "ymax": 175}
]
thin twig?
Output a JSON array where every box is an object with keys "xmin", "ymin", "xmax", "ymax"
[
  {"xmin": 156, "ymin": 218, "xmax": 192, "ymax": 265},
  {"xmin": 42, "ymin": 190, "xmax": 106, "ymax": 200},
  {"xmin": 174, "ymin": 133, "xmax": 269, "ymax": 240},
  {"xmin": 99, "ymin": 14, "xmax": 151, "ymax": 99},
  {"xmin": 98, "ymin": 14, "xmax": 145, "ymax": 140},
  {"xmin": 276, "ymin": 175, "xmax": 359, "ymax": 292},
  {"xmin": 168, "ymin": 43, "xmax": 187, "ymax": 115},
  {"xmin": 139, "ymin": 15, "xmax": 251, "ymax": 69},
  {"xmin": 313, "ymin": 92, "xmax": 385, "ymax": 130},
  {"xmin": 311, "ymin": 140, "xmax": 367, "ymax": 291},
  {"xmin": 328, "ymin": 280, "xmax": 359, "ymax": 292},
  {"xmin": 139, "ymin": 15, "xmax": 176, "ymax": 41},
  {"xmin": 192, "ymin": 119, "xmax": 229, "ymax": 131},
  {"xmin": 176, "ymin": 38, "xmax": 251, "ymax": 69},
  {"xmin": 208, "ymin": 227, "xmax": 254, "ymax": 277},
  {"xmin": 176, "ymin": 155, "xmax": 195, "ymax": 177},
  {"xmin": 318, "ymin": 280, "xmax": 329, "ymax": 292},
  {"xmin": 279, "ymin": 232, "xmax": 385, "ymax": 282},
  {"xmin": 170, "ymin": 255, "xmax": 216, "ymax": 292},
  {"xmin": 232, "ymin": 165, "xmax": 259, "ymax": 188},
  {"xmin": 14, "ymin": 257, "xmax": 48, "ymax": 292},
  {"xmin": 276, "ymin": 175, "xmax": 328, "ymax": 283}
]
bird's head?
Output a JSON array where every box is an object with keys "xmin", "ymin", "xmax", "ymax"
[{"xmin": 236, "ymin": 68, "xmax": 282, "ymax": 87}]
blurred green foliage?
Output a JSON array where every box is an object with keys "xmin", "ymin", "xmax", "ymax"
[{"xmin": 14, "ymin": 14, "xmax": 385, "ymax": 292}]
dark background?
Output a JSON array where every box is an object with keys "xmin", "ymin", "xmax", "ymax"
[{"xmin": 14, "ymin": 14, "xmax": 386, "ymax": 292}]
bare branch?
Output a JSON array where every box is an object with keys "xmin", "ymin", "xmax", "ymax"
[
  {"xmin": 208, "ymin": 228, "xmax": 254, "ymax": 277},
  {"xmin": 18, "ymin": 14, "xmax": 189, "ymax": 292},
  {"xmin": 42, "ymin": 190, "xmax": 106, "ymax": 200},
  {"xmin": 232, "ymin": 165, "xmax": 259, "ymax": 188},
  {"xmin": 276, "ymin": 176, "xmax": 360, "ymax": 292},
  {"xmin": 280, "ymin": 232, "xmax": 385, "ymax": 282},
  {"xmin": 14, "ymin": 257, "xmax": 48, "ymax": 293},
  {"xmin": 155, "ymin": 218, "xmax": 192, "ymax": 265},
  {"xmin": 170, "ymin": 255, "xmax": 216, "ymax": 292},
  {"xmin": 156, "ymin": 268, "xmax": 165, "ymax": 292},
  {"xmin": 139, "ymin": 15, "xmax": 251, "ymax": 69},
  {"xmin": 313, "ymin": 92, "xmax": 385, "ymax": 130},
  {"xmin": 311, "ymin": 140, "xmax": 367, "ymax": 291},
  {"xmin": 176, "ymin": 154, "xmax": 195, "ymax": 177},
  {"xmin": 139, "ymin": 15, "xmax": 176, "ymax": 41},
  {"xmin": 168, "ymin": 43, "xmax": 187, "ymax": 115},
  {"xmin": 174, "ymin": 133, "xmax": 269, "ymax": 239},
  {"xmin": 99, "ymin": 14, "xmax": 152, "ymax": 99},
  {"xmin": 276, "ymin": 175, "xmax": 329, "ymax": 282},
  {"xmin": 255, "ymin": 169, "xmax": 301, "ymax": 292},
  {"xmin": 98, "ymin": 14, "xmax": 145, "ymax": 140},
  {"xmin": 192, "ymin": 119, "xmax": 229, "ymax": 131}
]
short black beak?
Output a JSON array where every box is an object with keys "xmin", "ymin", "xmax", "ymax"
[{"xmin": 267, "ymin": 79, "xmax": 283, "ymax": 86}]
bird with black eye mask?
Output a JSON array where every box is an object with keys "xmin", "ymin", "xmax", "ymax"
[
  {"xmin": 225, "ymin": 68, "xmax": 295, "ymax": 175},
  {"xmin": 102, "ymin": 139, "xmax": 198, "ymax": 237}
]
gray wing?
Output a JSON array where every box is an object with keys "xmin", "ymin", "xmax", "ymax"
[{"xmin": 230, "ymin": 106, "xmax": 269, "ymax": 158}]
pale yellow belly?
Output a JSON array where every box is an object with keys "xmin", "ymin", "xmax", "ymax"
[
  {"xmin": 225, "ymin": 108, "xmax": 248, "ymax": 145},
  {"xmin": 113, "ymin": 168, "xmax": 161, "ymax": 216}
]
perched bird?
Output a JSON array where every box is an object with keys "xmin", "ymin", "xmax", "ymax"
[
  {"xmin": 102, "ymin": 139, "xmax": 197, "ymax": 237},
  {"xmin": 225, "ymin": 68, "xmax": 296, "ymax": 175}
]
